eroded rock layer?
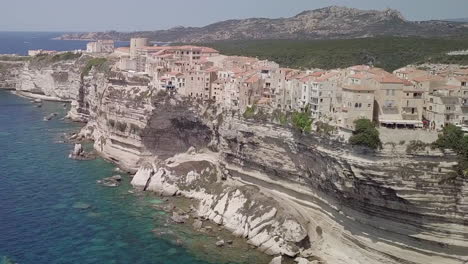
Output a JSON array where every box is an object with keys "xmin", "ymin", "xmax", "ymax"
[{"xmin": 2, "ymin": 57, "xmax": 467, "ymax": 264}]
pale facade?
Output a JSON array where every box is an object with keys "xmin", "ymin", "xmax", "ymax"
[{"xmin": 339, "ymin": 85, "xmax": 375, "ymax": 130}]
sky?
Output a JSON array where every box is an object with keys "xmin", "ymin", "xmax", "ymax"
[{"xmin": 1, "ymin": 0, "xmax": 468, "ymax": 32}]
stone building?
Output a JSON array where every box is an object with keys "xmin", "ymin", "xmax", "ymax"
[{"xmin": 86, "ymin": 40, "xmax": 115, "ymax": 53}]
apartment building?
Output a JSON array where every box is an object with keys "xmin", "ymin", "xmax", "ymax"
[
  {"xmin": 339, "ymin": 84, "xmax": 375, "ymax": 130},
  {"xmin": 425, "ymin": 89, "xmax": 460, "ymax": 129}
]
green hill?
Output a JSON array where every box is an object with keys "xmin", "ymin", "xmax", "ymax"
[{"xmin": 203, "ymin": 37, "xmax": 468, "ymax": 72}]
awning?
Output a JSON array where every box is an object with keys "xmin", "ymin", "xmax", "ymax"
[{"xmin": 379, "ymin": 119, "xmax": 423, "ymax": 125}]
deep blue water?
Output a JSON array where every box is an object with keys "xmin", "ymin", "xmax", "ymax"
[
  {"xmin": 0, "ymin": 93, "xmax": 268, "ymax": 264},
  {"xmin": 0, "ymin": 32, "xmax": 128, "ymax": 55}
]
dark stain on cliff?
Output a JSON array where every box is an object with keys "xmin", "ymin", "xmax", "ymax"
[{"xmin": 141, "ymin": 95, "xmax": 212, "ymax": 160}]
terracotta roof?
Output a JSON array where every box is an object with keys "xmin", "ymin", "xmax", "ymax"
[
  {"xmin": 310, "ymin": 71, "xmax": 325, "ymax": 77},
  {"xmin": 316, "ymin": 71, "xmax": 340, "ymax": 82},
  {"xmin": 245, "ymin": 74, "xmax": 260, "ymax": 83},
  {"xmin": 300, "ymin": 75, "xmax": 315, "ymax": 82},
  {"xmin": 349, "ymin": 73, "xmax": 373, "ymax": 80},
  {"xmin": 205, "ymin": 66, "xmax": 220, "ymax": 72},
  {"xmin": 374, "ymin": 75, "xmax": 405, "ymax": 84},
  {"xmin": 402, "ymin": 80, "xmax": 414, "ymax": 86},
  {"xmin": 452, "ymin": 76, "xmax": 468, "ymax": 82}
]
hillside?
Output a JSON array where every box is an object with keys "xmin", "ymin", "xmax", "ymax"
[
  {"xmin": 57, "ymin": 6, "xmax": 468, "ymax": 42},
  {"xmin": 200, "ymin": 37, "xmax": 468, "ymax": 71}
]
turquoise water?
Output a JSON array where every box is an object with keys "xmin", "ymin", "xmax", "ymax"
[{"xmin": 0, "ymin": 92, "xmax": 267, "ymax": 264}]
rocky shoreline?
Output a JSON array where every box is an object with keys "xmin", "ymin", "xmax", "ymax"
[{"xmin": 1, "ymin": 56, "xmax": 467, "ymax": 264}]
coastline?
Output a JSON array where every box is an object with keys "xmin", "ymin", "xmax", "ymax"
[
  {"xmin": 12, "ymin": 90, "xmax": 71, "ymax": 102},
  {"xmin": 0, "ymin": 90, "xmax": 275, "ymax": 264},
  {"xmin": 1, "ymin": 48, "xmax": 467, "ymax": 264}
]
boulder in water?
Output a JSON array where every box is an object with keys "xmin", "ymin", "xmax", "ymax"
[
  {"xmin": 215, "ymin": 240, "xmax": 225, "ymax": 247},
  {"xmin": 69, "ymin": 143, "xmax": 96, "ymax": 160},
  {"xmin": 43, "ymin": 113, "xmax": 58, "ymax": 121},
  {"xmin": 171, "ymin": 212, "xmax": 189, "ymax": 223},
  {"xmin": 97, "ymin": 175, "xmax": 123, "ymax": 187},
  {"xmin": 69, "ymin": 143, "xmax": 84, "ymax": 159}
]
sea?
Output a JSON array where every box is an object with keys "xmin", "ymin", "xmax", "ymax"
[
  {"xmin": 0, "ymin": 32, "xmax": 269, "ymax": 264},
  {"xmin": 0, "ymin": 31, "xmax": 129, "ymax": 55}
]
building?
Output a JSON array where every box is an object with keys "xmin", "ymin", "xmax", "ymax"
[
  {"xmin": 425, "ymin": 89, "xmax": 460, "ymax": 129},
  {"xmin": 86, "ymin": 40, "xmax": 115, "ymax": 53},
  {"xmin": 27, "ymin": 49, "xmax": 57, "ymax": 56},
  {"xmin": 339, "ymin": 84, "xmax": 375, "ymax": 130}
]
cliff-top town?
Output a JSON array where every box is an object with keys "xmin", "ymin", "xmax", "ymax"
[{"xmin": 46, "ymin": 38, "xmax": 464, "ymax": 134}]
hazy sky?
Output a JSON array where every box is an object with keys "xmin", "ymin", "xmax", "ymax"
[{"xmin": 2, "ymin": 0, "xmax": 468, "ymax": 32}]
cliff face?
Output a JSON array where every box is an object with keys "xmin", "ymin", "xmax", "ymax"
[
  {"xmin": 57, "ymin": 6, "xmax": 468, "ymax": 42},
  {"xmin": 13, "ymin": 60, "xmax": 83, "ymax": 99},
  {"xmin": 2, "ymin": 59, "xmax": 468, "ymax": 264},
  {"xmin": 78, "ymin": 76, "xmax": 468, "ymax": 263}
]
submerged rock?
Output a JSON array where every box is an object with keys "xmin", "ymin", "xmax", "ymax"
[
  {"xmin": 73, "ymin": 202, "xmax": 91, "ymax": 210},
  {"xmin": 97, "ymin": 175, "xmax": 122, "ymax": 187},
  {"xmin": 43, "ymin": 113, "xmax": 57, "ymax": 121}
]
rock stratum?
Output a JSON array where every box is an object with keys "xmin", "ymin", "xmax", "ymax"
[
  {"xmin": 1, "ymin": 57, "xmax": 468, "ymax": 264},
  {"xmin": 57, "ymin": 6, "xmax": 468, "ymax": 42}
]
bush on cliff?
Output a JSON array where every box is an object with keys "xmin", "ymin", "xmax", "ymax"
[
  {"xmin": 81, "ymin": 58, "xmax": 108, "ymax": 78},
  {"xmin": 434, "ymin": 124, "xmax": 465, "ymax": 152},
  {"xmin": 349, "ymin": 119, "xmax": 382, "ymax": 150},
  {"xmin": 243, "ymin": 105, "xmax": 256, "ymax": 119},
  {"xmin": 291, "ymin": 106, "xmax": 312, "ymax": 134},
  {"xmin": 434, "ymin": 124, "xmax": 468, "ymax": 175},
  {"xmin": 51, "ymin": 52, "xmax": 81, "ymax": 62}
]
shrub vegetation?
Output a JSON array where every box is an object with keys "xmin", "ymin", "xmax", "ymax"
[
  {"xmin": 434, "ymin": 124, "xmax": 468, "ymax": 176},
  {"xmin": 291, "ymin": 106, "xmax": 313, "ymax": 134},
  {"xmin": 81, "ymin": 58, "xmax": 108, "ymax": 78},
  {"xmin": 349, "ymin": 119, "xmax": 382, "ymax": 150},
  {"xmin": 203, "ymin": 37, "xmax": 468, "ymax": 71}
]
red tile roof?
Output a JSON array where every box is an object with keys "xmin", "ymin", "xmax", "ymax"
[{"xmin": 245, "ymin": 74, "xmax": 260, "ymax": 83}]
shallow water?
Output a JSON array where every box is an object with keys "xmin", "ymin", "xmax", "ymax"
[{"xmin": 0, "ymin": 91, "xmax": 269, "ymax": 264}]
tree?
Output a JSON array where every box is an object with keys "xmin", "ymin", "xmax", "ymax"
[
  {"xmin": 433, "ymin": 124, "xmax": 468, "ymax": 176},
  {"xmin": 434, "ymin": 124, "xmax": 464, "ymax": 152},
  {"xmin": 292, "ymin": 105, "xmax": 313, "ymax": 134},
  {"xmin": 349, "ymin": 119, "xmax": 382, "ymax": 150}
]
